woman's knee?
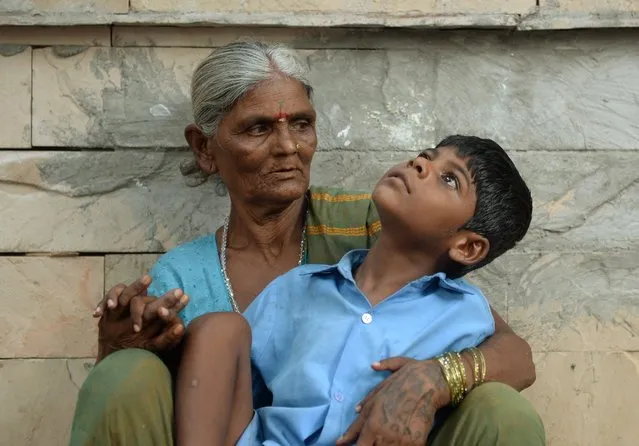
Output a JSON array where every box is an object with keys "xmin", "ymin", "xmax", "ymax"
[
  {"xmin": 70, "ymin": 349, "xmax": 174, "ymax": 445},
  {"xmin": 81, "ymin": 349, "xmax": 172, "ymax": 403},
  {"xmin": 460, "ymin": 382, "xmax": 545, "ymax": 444}
]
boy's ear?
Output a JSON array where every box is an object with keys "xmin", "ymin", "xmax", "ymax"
[
  {"xmin": 185, "ymin": 124, "xmax": 218, "ymax": 174},
  {"xmin": 448, "ymin": 231, "xmax": 490, "ymax": 267}
]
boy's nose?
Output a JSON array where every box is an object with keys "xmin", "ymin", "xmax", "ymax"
[{"xmin": 411, "ymin": 156, "xmax": 431, "ymax": 178}]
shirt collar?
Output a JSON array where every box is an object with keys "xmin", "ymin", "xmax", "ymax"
[{"xmin": 302, "ymin": 249, "xmax": 473, "ymax": 295}]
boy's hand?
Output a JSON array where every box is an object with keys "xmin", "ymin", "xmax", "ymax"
[{"xmin": 336, "ymin": 357, "xmax": 448, "ymax": 446}]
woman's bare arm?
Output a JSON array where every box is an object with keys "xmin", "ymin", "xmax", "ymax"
[{"xmin": 462, "ymin": 307, "xmax": 536, "ymax": 391}]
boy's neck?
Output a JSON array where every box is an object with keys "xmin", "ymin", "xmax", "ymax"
[{"xmin": 354, "ymin": 233, "xmax": 442, "ymax": 306}]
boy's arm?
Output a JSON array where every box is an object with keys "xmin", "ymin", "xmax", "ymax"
[{"xmin": 460, "ymin": 307, "xmax": 536, "ymax": 391}]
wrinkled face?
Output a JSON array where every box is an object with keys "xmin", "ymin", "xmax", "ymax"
[
  {"xmin": 372, "ymin": 146, "xmax": 478, "ymax": 247},
  {"xmin": 195, "ymin": 77, "xmax": 317, "ymax": 205}
]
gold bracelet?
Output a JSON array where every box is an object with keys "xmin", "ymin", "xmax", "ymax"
[
  {"xmin": 466, "ymin": 348, "xmax": 481, "ymax": 388},
  {"xmin": 479, "ymin": 348, "xmax": 487, "ymax": 383},
  {"xmin": 436, "ymin": 354, "xmax": 457, "ymax": 405},
  {"xmin": 436, "ymin": 352, "xmax": 467, "ymax": 406},
  {"xmin": 451, "ymin": 353, "xmax": 467, "ymax": 404},
  {"xmin": 455, "ymin": 352, "xmax": 469, "ymax": 394},
  {"xmin": 435, "ymin": 354, "xmax": 455, "ymax": 403},
  {"xmin": 447, "ymin": 353, "xmax": 462, "ymax": 405},
  {"xmin": 468, "ymin": 347, "xmax": 487, "ymax": 386}
]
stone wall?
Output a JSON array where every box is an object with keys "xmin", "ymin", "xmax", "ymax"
[{"xmin": 1, "ymin": 1, "xmax": 638, "ymax": 445}]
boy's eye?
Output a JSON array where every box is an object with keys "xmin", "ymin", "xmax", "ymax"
[
  {"xmin": 442, "ymin": 173, "xmax": 459, "ymax": 190},
  {"xmin": 419, "ymin": 151, "xmax": 432, "ymax": 160}
]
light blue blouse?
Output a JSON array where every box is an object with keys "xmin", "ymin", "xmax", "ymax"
[{"xmin": 147, "ymin": 233, "xmax": 233, "ymax": 327}]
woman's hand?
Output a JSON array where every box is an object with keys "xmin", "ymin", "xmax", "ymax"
[
  {"xmin": 337, "ymin": 357, "xmax": 449, "ymax": 446},
  {"xmin": 94, "ymin": 276, "xmax": 189, "ymax": 362}
]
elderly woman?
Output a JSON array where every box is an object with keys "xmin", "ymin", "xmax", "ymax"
[{"xmin": 70, "ymin": 42, "xmax": 544, "ymax": 446}]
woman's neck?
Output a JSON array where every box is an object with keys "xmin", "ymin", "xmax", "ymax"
[
  {"xmin": 355, "ymin": 233, "xmax": 441, "ymax": 306},
  {"xmin": 224, "ymin": 195, "xmax": 307, "ymax": 264}
]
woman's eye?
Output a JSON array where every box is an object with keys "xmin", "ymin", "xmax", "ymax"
[
  {"xmin": 442, "ymin": 173, "xmax": 459, "ymax": 190},
  {"xmin": 291, "ymin": 120, "xmax": 311, "ymax": 131},
  {"xmin": 247, "ymin": 124, "xmax": 269, "ymax": 136}
]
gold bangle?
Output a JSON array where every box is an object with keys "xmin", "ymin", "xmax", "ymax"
[
  {"xmin": 467, "ymin": 348, "xmax": 481, "ymax": 388},
  {"xmin": 455, "ymin": 352, "xmax": 468, "ymax": 394},
  {"xmin": 452, "ymin": 353, "xmax": 468, "ymax": 404},
  {"xmin": 447, "ymin": 354, "xmax": 461, "ymax": 405},
  {"xmin": 436, "ymin": 352, "xmax": 467, "ymax": 406},
  {"xmin": 436, "ymin": 354, "xmax": 460, "ymax": 406},
  {"xmin": 479, "ymin": 348, "xmax": 487, "ymax": 383},
  {"xmin": 469, "ymin": 347, "xmax": 487, "ymax": 385}
]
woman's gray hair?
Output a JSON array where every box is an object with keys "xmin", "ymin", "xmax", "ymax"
[
  {"xmin": 181, "ymin": 41, "xmax": 313, "ymax": 188},
  {"xmin": 192, "ymin": 41, "xmax": 313, "ymax": 137}
]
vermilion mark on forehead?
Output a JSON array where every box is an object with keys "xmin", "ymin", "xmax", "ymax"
[
  {"xmin": 275, "ymin": 111, "xmax": 290, "ymax": 121},
  {"xmin": 275, "ymin": 100, "xmax": 289, "ymax": 121}
]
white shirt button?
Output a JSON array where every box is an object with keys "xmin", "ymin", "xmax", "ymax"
[
  {"xmin": 361, "ymin": 313, "xmax": 373, "ymax": 324},
  {"xmin": 334, "ymin": 391, "xmax": 344, "ymax": 402}
]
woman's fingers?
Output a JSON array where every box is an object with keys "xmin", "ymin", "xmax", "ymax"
[
  {"xmin": 93, "ymin": 283, "xmax": 126, "ymax": 317},
  {"xmin": 142, "ymin": 289, "xmax": 188, "ymax": 323},
  {"xmin": 337, "ymin": 413, "xmax": 366, "ymax": 445},
  {"xmin": 128, "ymin": 289, "xmax": 188, "ymax": 333},
  {"xmin": 117, "ymin": 275, "xmax": 152, "ymax": 309},
  {"xmin": 371, "ymin": 356, "xmax": 412, "ymax": 373},
  {"xmin": 355, "ymin": 377, "xmax": 391, "ymax": 413},
  {"xmin": 128, "ymin": 294, "xmax": 148, "ymax": 333},
  {"xmin": 149, "ymin": 319, "xmax": 185, "ymax": 351}
]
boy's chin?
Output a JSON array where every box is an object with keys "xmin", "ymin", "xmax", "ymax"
[
  {"xmin": 371, "ymin": 188, "xmax": 408, "ymax": 227},
  {"xmin": 371, "ymin": 185, "xmax": 394, "ymax": 213}
]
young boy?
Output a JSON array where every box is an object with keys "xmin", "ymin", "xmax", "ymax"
[{"xmin": 176, "ymin": 135, "xmax": 533, "ymax": 446}]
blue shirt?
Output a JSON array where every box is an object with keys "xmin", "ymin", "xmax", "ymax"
[{"xmin": 244, "ymin": 250, "xmax": 495, "ymax": 445}]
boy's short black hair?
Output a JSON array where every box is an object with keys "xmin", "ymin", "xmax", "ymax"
[{"xmin": 436, "ymin": 135, "xmax": 532, "ymax": 278}]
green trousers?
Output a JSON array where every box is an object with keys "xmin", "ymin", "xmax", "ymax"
[{"xmin": 70, "ymin": 349, "xmax": 545, "ymax": 446}]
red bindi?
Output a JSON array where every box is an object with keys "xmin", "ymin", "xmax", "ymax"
[{"xmin": 275, "ymin": 100, "xmax": 290, "ymax": 121}]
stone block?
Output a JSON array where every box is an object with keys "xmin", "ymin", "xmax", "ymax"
[
  {"xmin": 0, "ymin": 9, "xmax": 522, "ymax": 28},
  {"xmin": 491, "ymin": 252, "xmax": 638, "ymax": 351},
  {"xmin": 0, "ymin": 150, "xmax": 637, "ymax": 253},
  {"xmin": 540, "ymin": 0, "xmax": 639, "ymax": 13},
  {"xmin": 32, "ymin": 32, "xmax": 639, "ymax": 151},
  {"xmin": 32, "ymin": 47, "xmax": 209, "ymax": 148},
  {"xmin": 0, "ymin": 46, "xmax": 30, "ymax": 148},
  {"xmin": 434, "ymin": 31, "xmax": 639, "ymax": 150},
  {"xmin": 130, "ymin": 0, "xmax": 533, "ymax": 14},
  {"xmin": 0, "ymin": 150, "xmax": 226, "ymax": 252},
  {"xmin": 0, "ymin": 0, "xmax": 128, "ymax": 14},
  {"xmin": 105, "ymin": 254, "xmax": 162, "ymax": 292},
  {"xmin": 0, "ymin": 358, "xmax": 93, "ymax": 446},
  {"xmin": 32, "ymin": 47, "xmax": 439, "ymax": 151},
  {"xmin": 112, "ymin": 26, "xmax": 456, "ymax": 49},
  {"xmin": 524, "ymin": 352, "xmax": 639, "ymax": 446},
  {"xmin": 0, "ymin": 26, "xmax": 111, "ymax": 46},
  {"xmin": 508, "ymin": 149, "xmax": 639, "ymax": 251},
  {"xmin": 0, "ymin": 257, "xmax": 102, "ymax": 357},
  {"xmin": 465, "ymin": 264, "xmax": 509, "ymax": 318},
  {"xmin": 308, "ymin": 50, "xmax": 438, "ymax": 153},
  {"xmin": 523, "ymin": 1, "xmax": 639, "ymax": 30}
]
